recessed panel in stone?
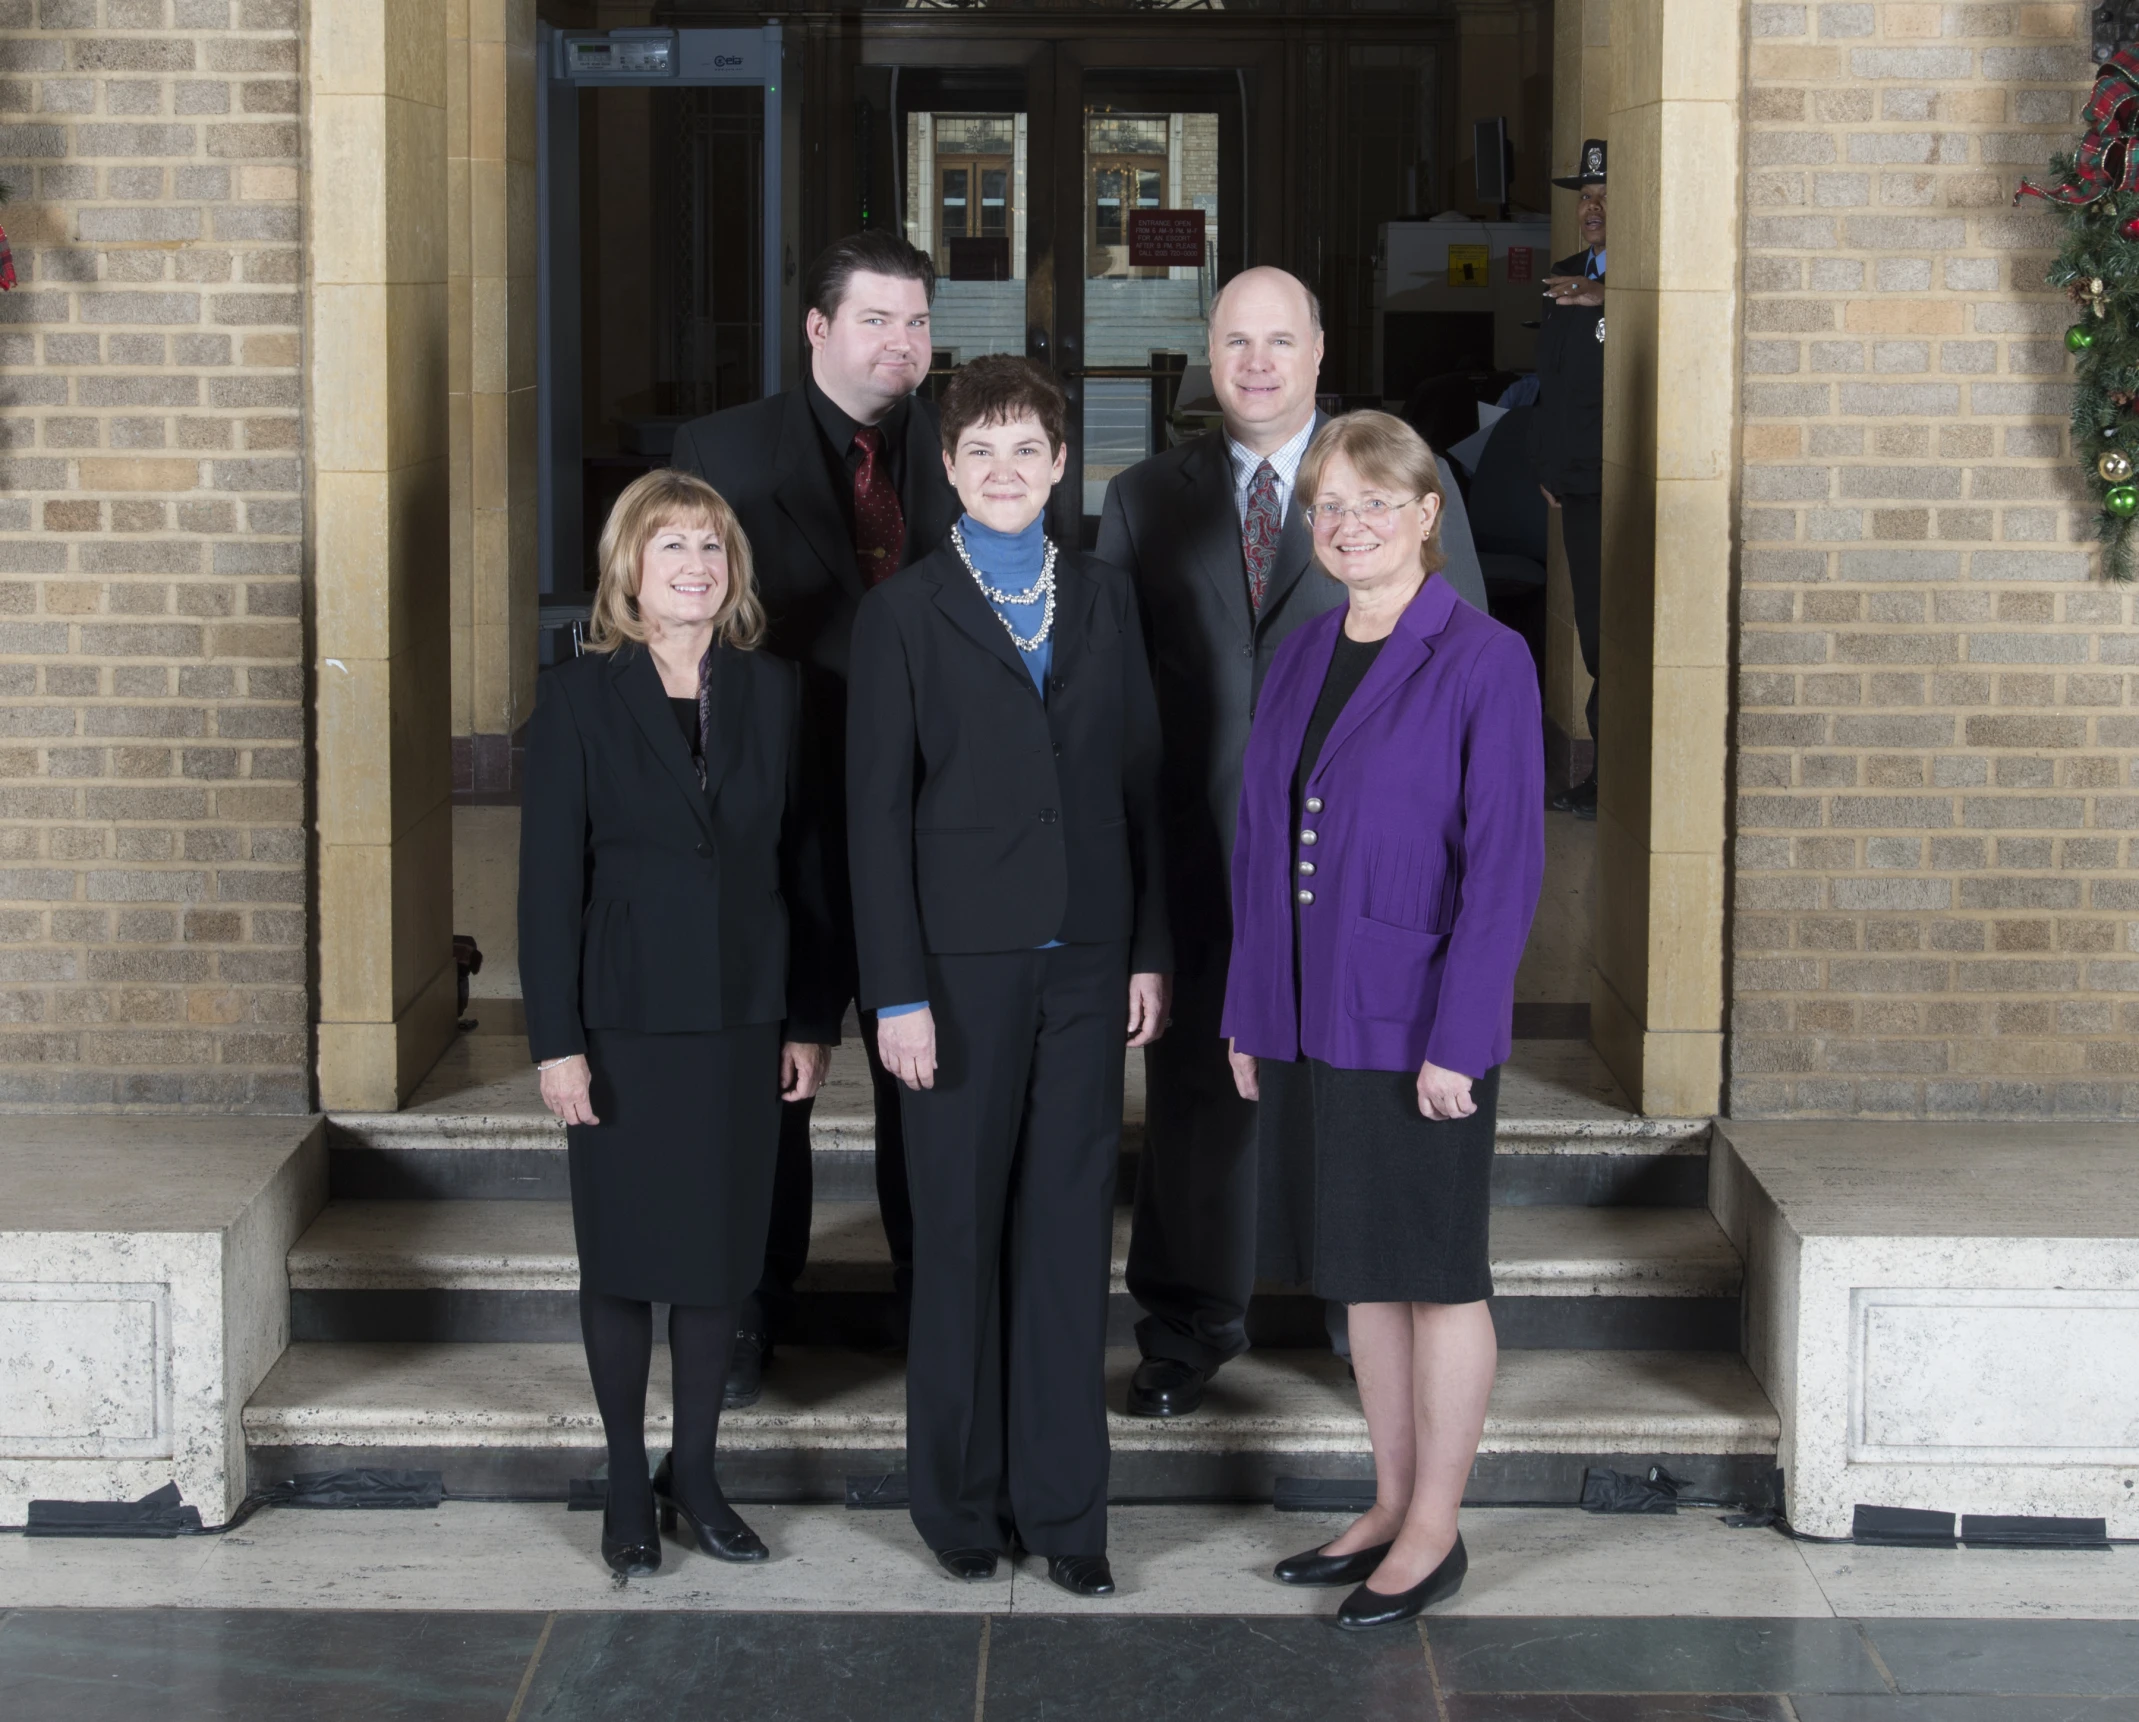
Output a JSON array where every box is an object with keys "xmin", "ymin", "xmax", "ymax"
[
  {"xmin": 0, "ymin": 1282, "xmax": 171, "ymax": 1458},
  {"xmin": 1850, "ymin": 1288, "xmax": 2139, "ymax": 1465}
]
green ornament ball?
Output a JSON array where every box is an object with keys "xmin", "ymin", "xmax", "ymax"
[
  {"xmin": 2068, "ymin": 324, "xmax": 2098, "ymax": 352},
  {"xmin": 2106, "ymin": 485, "xmax": 2139, "ymax": 520},
  {"xmin": 2103, "ymin": 450, "xmax": 2136, "ymax": 484}
]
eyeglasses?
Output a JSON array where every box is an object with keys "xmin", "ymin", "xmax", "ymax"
[{"xmin": 1303, "ymin": 496, "xmax": 1420, "ymax": 532}]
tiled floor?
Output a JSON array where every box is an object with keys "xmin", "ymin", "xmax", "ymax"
[{"xmin": 2, "ymin": 1506, "xmax": 2135, "ymax": 1718}]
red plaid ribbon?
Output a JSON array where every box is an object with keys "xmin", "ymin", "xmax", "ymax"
[{"xmin": 2017, "ymin": 47, "xmax": 2139, "ymax": 207}]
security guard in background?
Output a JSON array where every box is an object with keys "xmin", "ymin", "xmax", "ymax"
[{"xmin": 1530, "ymin": 139, "xmax": 1606, "ymax": 821}]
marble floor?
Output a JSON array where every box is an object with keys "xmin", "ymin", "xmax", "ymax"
[{"xmin": 3, "ymin": 1508, "xmax": 2134, "ymax": 1718}]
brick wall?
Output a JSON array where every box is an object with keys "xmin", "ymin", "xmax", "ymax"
[
  {"xmin": 1732, "ymin": 1, "xmax": 2137, "ymax": 1117},
  {"xmin": 0, "ymin": 0, "xmax": 306, "ymax": 1111}
]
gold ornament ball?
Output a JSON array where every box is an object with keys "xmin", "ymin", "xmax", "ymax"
[{"xmin": 2102, "ymin": 450, "xmax": 2136, "ymax": 484}]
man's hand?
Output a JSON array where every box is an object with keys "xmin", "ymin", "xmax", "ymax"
[
  {"xmin": 1416, "ymin": 1058, "xmax": 1477, "ymax": 1121},
  {"xmin": 1542, "ymin": 273, "xmax": 1604, "ymax": 307},
  {"xmin": 1126, "ymin": 972, "xmax": 1172, "ymax": 1047},
  {"xmin": 781, "ymin": 1041, "xmax": 831, "ymax": 1102},
  {"xmin": 878, "ymin": 1007, "xmax": 938, "ymax": 1090},
  {"xmin": 538, "ymin": 1054, "xmax": 599, "ymax": 1126},
  {"xmin": 1227, "ymin": 1037, "xmax": 1259, "ymax": 1102}
]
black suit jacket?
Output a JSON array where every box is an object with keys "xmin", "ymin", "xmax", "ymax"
[
  {"xmin": 1528, "ymin": 249, "xmax": 1605, "ymax": 498},
  {"xmin": 518, "ymin": 641, "xmax": 842, "ymax": 1062},
  {"xmin": 1094, "ymin": 427, "xmax": 1344, "ymax": 977},
  {"xmin": 845, "ymin": 541, "xmax": 1171, "ymax": 1011}
]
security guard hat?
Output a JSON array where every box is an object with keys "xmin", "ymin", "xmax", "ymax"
[{"xmin": 1553, "ymin": 138, "xmax": 1607, "ymax": 190}]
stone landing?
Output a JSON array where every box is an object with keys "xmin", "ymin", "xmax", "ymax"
[
  {"xmin": 1711, "ymin": 1121, "xmax": 2139, "ymax": 1540},
  {"xmin": 0, "ymin": 1118, "xmax": 326, "ymax": 1524}
]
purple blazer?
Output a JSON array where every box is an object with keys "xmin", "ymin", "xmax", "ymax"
[{"xmin": 1220, "ymin": 575, "xmax": 1544, "ymax": 1079}]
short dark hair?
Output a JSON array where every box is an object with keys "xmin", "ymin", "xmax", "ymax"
[
  {"xmin": 938, "ymin": 354, "xmax": 1068, "ymax": 455},
  {"xmin": 803, "ymin": 231, "xmax": 936, "ymax": 321}
]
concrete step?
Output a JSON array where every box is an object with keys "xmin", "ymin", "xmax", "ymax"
[
  {"xmin": 285, "ymin": 1200, "xmax": 1744, "ymax": 1351},
  {"xmin": 327, "ymin": 1037, "xmax": 1713, "ymax": 1209},
  {"xmin": 243, "ymin": 1341, "xmax": 1780, "ymax": 1507}
]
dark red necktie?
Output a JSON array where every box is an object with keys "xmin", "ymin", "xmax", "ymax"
[
  {"xmin": 1242, "ymin": 459, "xmax": 1281, "ymax": 616},
  {"xmin": 852, "ymin": 426, "xmax": 906, "ymax": 586}
]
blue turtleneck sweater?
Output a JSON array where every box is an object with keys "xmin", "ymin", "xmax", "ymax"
[
  {"xmin": 959, "ymin": 511, "xmax": 1052, "ymax": 693},
  {"xmin": 879, "ymin": 511, "xmax": 1058, "ymax": 1021}
]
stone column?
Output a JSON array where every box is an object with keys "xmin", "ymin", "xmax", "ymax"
[
  {"xmin": 310, "ymin": 2, "xmax": 457, "ymax": 1109},
  {"xmin": 1591, "ymin": 0, "xmax": 1740, "ymax": 1116}
]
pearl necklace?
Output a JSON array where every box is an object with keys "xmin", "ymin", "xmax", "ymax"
[{"xmin": 951, "ymin": 522, "xmax": 1057, "ymax": 655}]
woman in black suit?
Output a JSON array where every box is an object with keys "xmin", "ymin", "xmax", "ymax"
[
  {"xmin": 847, "ymin": 355, "xmax": 1171, "ymax": 1597},
  {"xmin": 520, "ymin": 468, "xmax": 840, "ymax": 1578}
]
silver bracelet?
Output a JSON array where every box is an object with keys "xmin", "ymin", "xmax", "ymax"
[{"xmin": 536, "ymin": 1056, "xmax": 574, "ymax": 1071}]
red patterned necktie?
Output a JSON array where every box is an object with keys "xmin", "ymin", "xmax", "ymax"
[
  {"xmin": 1241, "ymin": 459, "xmax": 1281, "ymax": 616},
  {"xmin": 852, "ymin": 425, "xmax": 906, "ymax": 587}
]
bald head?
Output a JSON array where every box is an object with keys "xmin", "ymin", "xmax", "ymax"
[{"xmin": 1207, "ymin": 267, "xmax": 1326, "ymax": 455}]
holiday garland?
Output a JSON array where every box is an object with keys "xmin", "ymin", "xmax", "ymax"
[{"xmin": 2017, "ymin": 47, "xmax": 2139, "ymax": 581}]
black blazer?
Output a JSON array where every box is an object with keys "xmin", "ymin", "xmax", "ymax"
[
  {"xmin": 1094, "ymin": 426, "xmax": 1343, "ymax": 977},
  {"xmin": 670, "ymin": 388, "xmax": 962, "ymax": 707},
  {"xmin": 518, "ymin": 641, "xmax": 843, "ymax": 1062},
  {"xmin": 845, "ymin": 540, "xmax": 1172, "ymax": 1011}
]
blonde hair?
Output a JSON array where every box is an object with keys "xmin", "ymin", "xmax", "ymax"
[
  {"xmin": 586, "ymin": 469, "xmax": 766, "ymax": 653},
  {"xmin": 1297, "ymin": 410, "xmax": 1448, "ymax": 577}
]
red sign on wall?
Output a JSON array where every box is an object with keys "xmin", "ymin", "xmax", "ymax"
[
  {"xmin": 1127, "ymin": 209, "xmax": 1207, "ymax": 268},
  {"xmin": 1506, "ymin": 246, "xmax": 1534, "ymax": 283}
]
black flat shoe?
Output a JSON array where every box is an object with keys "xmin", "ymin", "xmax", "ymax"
[
  {"xmin": 1126, "ymin": 1356, "xmax": 1211, "ymax": 1417},
  {"xmin": 936, "ymin": 1547, "xmax": 1000, "ymax": 1582},
  {"xmin": 600, "ymin": 1488, "xmax": 662, "ymax": 1579},
  {"xmin": 1274, "ymin": 1538, "xmax": 1393, "ymax": 1587},
  {"xmin": 653, "ymin": 1459, "xmax": 768, "ymax": 1563},
  {"xmin": 1046, "ymin": 1554, "xmax": 1116, "ymax": 1597},
  {"xmin": 1334, "ymin": 1534, "xmax": 1466, "ymax": 1631},
  {"xmin": 724, "ymin": 1329, "xmax": 766, "ymax": 1410}
]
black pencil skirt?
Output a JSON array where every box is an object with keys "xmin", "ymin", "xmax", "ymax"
[
  {"xmin": 568, "ymin": 1022, "xmax": 784, "ymax": 1307},
  {"xmin": 1255, "ymin": 1057, "xmax": 1499, "ymax": 1306}
]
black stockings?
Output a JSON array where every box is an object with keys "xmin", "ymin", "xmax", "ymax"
[{"xmin": 579, "ymin": 1289, "xmax": 744, "ymax": 1539}]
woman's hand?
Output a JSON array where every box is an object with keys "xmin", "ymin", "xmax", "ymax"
[
  {"xmin": 878, "ymin": 1007, "xmax": 938, "ymax": 1090},
  {"xmin": 538, "ymin": 1054, "xmax": 599, "ymax": 1126},
  {"xmin": 781, "ymin": 1041, "xmax": 830, "ymax": 1103},
  {"xmin": 1416, "ymin": 1058, "xmax": 1476, "ymax": 1121},
  {"xmin": 1126, "ymin": 972, "xmax": 1172, "ymax": 1047},
  {"xmin": 1227, "ymin": 1037, "xmax": 1259, "ymax": 1102}
]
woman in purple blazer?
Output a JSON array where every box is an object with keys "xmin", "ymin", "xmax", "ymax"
[{"xmin": 1222, "ymin": 412, "xmax": 1543, "ymax": 1630}]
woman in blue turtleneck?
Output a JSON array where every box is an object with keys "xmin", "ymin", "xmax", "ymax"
[{"xmin": 845, "ymin": 355, "xmax": 1172, "ymax": 1598}]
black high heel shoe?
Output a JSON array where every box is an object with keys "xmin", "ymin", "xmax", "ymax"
[
  {"xmin": 1274, "ymin": 1538, "xmax": 1393, "ymax": 1587},
  {"xmin": 1334, "ymin": 1533, "xmax": 1466, "ymax": 1631},
  {"xmin": 600, "ymin": 1487, "xmax": 662, "ymax": 1579},
  {"xmin": 653, "ymin": 1458, "xmax": 768, "ymax": 1563}
]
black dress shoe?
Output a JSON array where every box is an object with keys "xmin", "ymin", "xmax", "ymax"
[
  {"xmin": 600, "ymin": 1487, "xmax": 662, "ymax": 1579},
  {"xmin": 1126, "ymin": 1356, "xmax": 1211, "ymax": 1417},
  {"xmin": 1046, "ymin": 1554, "xmax": 1116, "ymax": 1597},
  {"xmin": 652, "ymin": 1457, "xmax": 768, "ymax": 1563},
  {"xmin": 936, "ymin": 1547, "xmax": 1000, "ymax": 1582},
  {"xmin": 1550, "ymin": 774, "xmax": 1598, "ymax": 819},
  {"xmin": 1334, "ymin": 1534, "xmax": 1466, "ymax": 1631},
  {"xmin": 724, "ymin": 1329, "xmax": 766, "ymax": 1410},
  {"xmin": 1274, "ymin": 1539, "xmax": 1393, "ymax": 1587}
]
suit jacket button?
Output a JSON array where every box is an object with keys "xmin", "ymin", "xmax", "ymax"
[
  {"xmin": 1298, "ymin": 860, "xmax": 1315, "ymax": 875},
  {"xmin": 1040, "ymin": 808, "xmax": 1059, "ymax": 823},
  {"xmin": 696, "ymin": 841, "xmax": 710, "ymax": 857},
  {"xmin": 1305, "ymin": 796, "xmax": 1324, "ymax": 813},
  {"xmin": 1297, "ymin": 889, "xmax": 1315, "ymax": 905},
  {"xmin": 1242, "ymin": 643, "xmax": 1253, "ymax": 657},
  {"xmin": 1299, "ymin": 829, "xmax": 1317, "ymax": 845}
]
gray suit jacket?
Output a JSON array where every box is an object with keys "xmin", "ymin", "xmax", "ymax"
[{"xmin": 1095, "ymin": 429, "xmax": 1342, "ymax": 979}]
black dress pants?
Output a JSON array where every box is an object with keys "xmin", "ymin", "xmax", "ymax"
[
  {"xmin": 1560, "ymin": 492, "xmax": 1603, "ymax": 750},
  {"xmin": 1125, "ymin": 954, "xmax": 1256, "ymax": 1374},
  {"xmin": 750, "ymin": 1004, "xmax": 913, "ymax": 1340},
  {"xmin": 902, "ymin": 940, "xmax": 1125, "ymax": 1558}
]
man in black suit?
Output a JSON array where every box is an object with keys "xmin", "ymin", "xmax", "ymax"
[
  {"xmin": 1095, "ymin": 266, "xmax": 1345, "ymax": 1418},
  {"xmin": 1530, "ymin": 140, "xmax": 1608, "ymax": 822},
  {"xmin": 671, "ymin": 233, "xmax": 961, "ymax": 1401}
]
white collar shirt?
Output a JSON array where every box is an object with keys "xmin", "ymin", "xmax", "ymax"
[{"xmin": 1226, "ymin": 415, "xmax": 1317, "ymax": 527}]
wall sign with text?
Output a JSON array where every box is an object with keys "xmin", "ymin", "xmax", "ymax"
[{"xmin": 1127, "ymin": 209, "xmax": 1207, "ymax": 268}]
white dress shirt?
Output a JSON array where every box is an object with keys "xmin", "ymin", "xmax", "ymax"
[{"xmin": 1225, "ymin": 415, "xmax": 1318, "ymax": 526}]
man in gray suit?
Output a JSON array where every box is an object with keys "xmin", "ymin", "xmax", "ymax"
[{"xmin": 1096, "ymin": 266, "xmax": 1340, "ymax": 1417}]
